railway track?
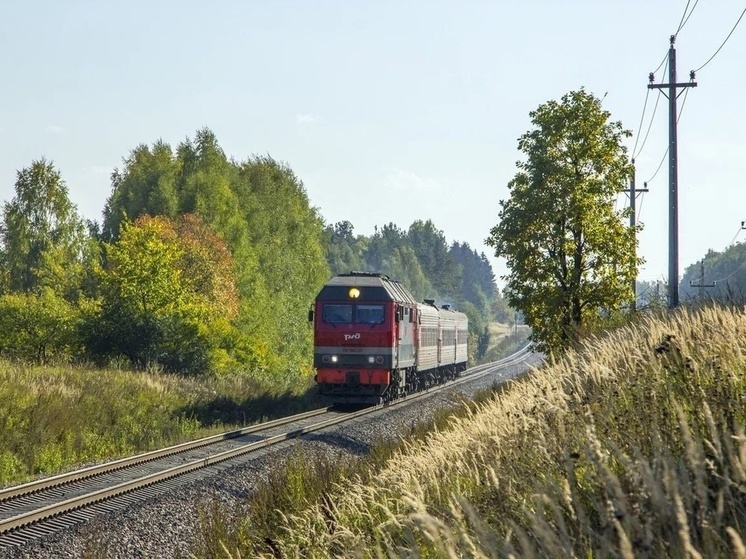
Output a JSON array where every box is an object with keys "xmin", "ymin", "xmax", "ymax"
[{"xmin": 0, "ymin": 346, "xmax": 533, "ymax": 549}]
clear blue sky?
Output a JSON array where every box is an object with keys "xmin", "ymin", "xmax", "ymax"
[{"xmin": 1, "ymin": 0, "xmax": 744, "ymax": 288}]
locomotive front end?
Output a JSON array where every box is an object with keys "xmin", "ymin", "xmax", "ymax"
[{"xmin": 311, "ymin": 272, "xmax": 417, "ymax": 405}]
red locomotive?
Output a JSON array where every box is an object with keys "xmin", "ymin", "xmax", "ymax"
[{"xmin": 310, "ymin": 271, "xmax": 468, "ymax": 405}]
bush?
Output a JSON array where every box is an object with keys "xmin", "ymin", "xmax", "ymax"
[{"xmin": 0, "ymin": 289, "xmax": 79, "ymax": 363}]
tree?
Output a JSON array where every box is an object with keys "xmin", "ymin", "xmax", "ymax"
[
  {"xmin": 0, "ymin": 159, "xmax": 87, "ymax": 297},
  {"xmin": 0, "ymin": 288, "xmax": 78, "ymax": 363},
  {"xmin": 325, "ymin": 221, "xmax": 365, "ymax": 274},
  {"xmin": 486, "ymin": 89, "xmax": 639, "ymax": 353},
  {"xmin": 407, "ymin": 220, "xmax": 461, "ymax": 297},
  {"xmin": 87, "ymin": 215, "xmax": 244, "ymax": 374}
]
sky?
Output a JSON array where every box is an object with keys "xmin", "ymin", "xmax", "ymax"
[{"xmin": 1, "ymin": 0, "xmax": 745, "ymax": 289}]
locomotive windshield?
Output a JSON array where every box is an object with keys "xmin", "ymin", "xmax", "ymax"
[
  {"xmin": 322, "ymin": 303, "xmax": 385, "ymax": 324},
  {"xmin": 355, "ymin": 304, "xmax": 384, "ymax": 324},
  {"xmin": 323, "ymin": 304, "xmax": 353, "ymax": 323}
]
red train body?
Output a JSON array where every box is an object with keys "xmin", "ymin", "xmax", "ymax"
[{"xmin": 311, "ymin": 272, "xmax": 468, "ymax": 405}]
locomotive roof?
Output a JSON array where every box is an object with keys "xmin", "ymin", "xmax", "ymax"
[{"xmin": 317, "ymin": 272, "xmax": 419, "ymax": 304}]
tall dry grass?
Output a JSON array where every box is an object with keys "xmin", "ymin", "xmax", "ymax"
[{"xmin": 208, "ymin": 305, "xmax": 746, "ymax": 558}]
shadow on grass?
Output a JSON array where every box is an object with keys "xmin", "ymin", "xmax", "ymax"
[{"xmin": 176, "ymin": 386, "xmax": 329, "ymax": 428}]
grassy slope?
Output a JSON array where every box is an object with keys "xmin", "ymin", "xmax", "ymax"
[
  {"xmin": 206, "ymin": 305, "xmax": 746, "ymax": 558},
  {"xmin": 0, "ymin": 365, "xmax": 322, "ymax": 486}
]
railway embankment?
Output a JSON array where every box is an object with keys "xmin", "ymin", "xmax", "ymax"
[{"xmin": 195, "ymin": 304, "xmax": 745, "ymax": 558}]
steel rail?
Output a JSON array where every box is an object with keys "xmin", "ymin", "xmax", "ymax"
[
  {"xmin": 0, "ymin": 406, "xmax": 372, "ymax": 534},
  {"xmin": 0, "ymin": 345, "xmax": 534, "ymax": 539},
  {"xmin": 0, "ymin": 406, "xmax": 331, "ymax": 502}
]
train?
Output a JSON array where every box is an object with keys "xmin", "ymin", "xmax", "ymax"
[{"xmin": 310, "ymin": 271, "xmax": 468, "ymax": 405}]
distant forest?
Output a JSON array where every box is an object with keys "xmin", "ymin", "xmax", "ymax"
[
  {"xmin": 0, "ymin": 128, "xmax": 510, "ymax": 379},
  {"xmin": 637, "ymin": 242, "xmax": 746, "ymax": 307}
]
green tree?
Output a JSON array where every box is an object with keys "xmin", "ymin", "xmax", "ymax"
[
  {"xmin": 364, "ymin": 223, "xmax": 407, "ymax": 273},
  {"xmin": 87, "ymin": 215, "xmax": 245, "ymax": 375},
  {"xmin": 0, "ymin": 289, "xmax": 78, "ymax": 363},
  {"xmin": 486, "ymin": 89, "xmax": 639, "ymax": 353},
  {"xmin": 102, "ymin": 141, "xmax": 179, "ymax": 241},
  {"xmin": 0, "ymin": 159, "xmax": 87, "ymax": 298},
  {"xmin": 233, "ymin": 156, "xmax": 329, "ymax": 373},
  {"xmin": 407, "ymin": 220, "xmax": 461, "ymax": 297},
  {"xmin": 325, "ymin": 221, "xmax": 365, "ymax": 275}
]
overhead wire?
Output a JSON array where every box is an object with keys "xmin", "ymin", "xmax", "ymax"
[
  {"xmin": 643, "ymin": 84, "xmax": 689, "ymax": 184},
  {"xmin": 727, "ymin": 225, "xmax": 745, "ymax": 247},
  {"xmin": 633, "ymin": 88, "xmax": 663, "ymax": 160},
  {"xmin": 631, "ymin": 88, "xmax": 650, "ymax": 159},
  {"xmin": 645, "ymin": 147, "xmax": 669, "ymax": 185},
  {"xmin": 708, "ymin": 257, "xmax": 746, "ymax": 285},
  {"xmin": 637, "ymin": 190, "xmax": 645, "ymax": 224},
  {"xmin": 675, "ymin": 0, "xmax": 700, "ymax": 37},
  {"xmin": 694, "ymin": 7, "xmax": 746, "ymax": 72},
  {"xmin": 633, "ymin": 55, "xmax": 668, "ymax": 161}
]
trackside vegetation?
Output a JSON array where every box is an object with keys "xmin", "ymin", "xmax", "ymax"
[
  {"xmin": 0, "ymin": 128, "xmax": 512, "ymax": 485},
  {"xmin": 0, "ymin": 364, "xmax": 321, "ymax": 485},
  {"xmin": 191, "ymin": 304, "xmax": 746, "ymax": 558}
]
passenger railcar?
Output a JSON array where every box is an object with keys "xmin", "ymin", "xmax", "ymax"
[{"xmin": 310, "ymin": 272, "xmax": 468, "ymax": 405}]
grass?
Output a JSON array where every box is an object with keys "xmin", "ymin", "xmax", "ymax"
[
  {"xmin": 0, "ymin": 363, "xmax": 324, "ymax": 486},
  {"xmin": 192, "ymin": 304, "xmax": 746, "ymax": 558}
]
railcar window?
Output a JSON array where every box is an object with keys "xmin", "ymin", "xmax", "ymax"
[
  {"xmin": 355, "ymin": 304, "xmax": 385, "ymax": 324},
  {"xmin": 323, "ymin": 304, "xmax": 353, "ymax": 323}
]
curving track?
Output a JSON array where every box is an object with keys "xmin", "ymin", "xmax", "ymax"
[{"xmin": 0, "ymin": 346, "xmax": 533, "ymax": 550}]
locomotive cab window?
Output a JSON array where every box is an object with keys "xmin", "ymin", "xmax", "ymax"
[
  {"xmin": 355, "ymin": 304, "xmax": 385, "ymax": 324},
  {"xmin": 323, "ymin": 304, "xmax": 353, "ymax": 323}
]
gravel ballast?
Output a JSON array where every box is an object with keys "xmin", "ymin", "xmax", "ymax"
[{"xmin": 1, "ymin": 354, "xmax": 542, "ymax": 559}]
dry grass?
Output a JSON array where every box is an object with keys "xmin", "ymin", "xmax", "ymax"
[{"xmin": 203, "ymin": 304, "xmax": 746, "ymax": 558}]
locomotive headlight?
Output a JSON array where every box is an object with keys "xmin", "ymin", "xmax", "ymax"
[
  {"xmin": 348, "ymin": 288, "xmax": 360, "ymax": 299},
  {"xmin": 322, "ymin": 355, "xmax": 330, "ymax": 363},
  {"xmin": 367, "ymin": 356, "xmax": 375, "ymax": 363},
  {"xmin": 331, "ymin": 355, "xmax": 338, "ymax": 363},
  {"xmin": 376, "ymin": 356, "xmax": 384, "ymax": 364}
]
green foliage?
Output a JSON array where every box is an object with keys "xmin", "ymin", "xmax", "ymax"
[
  {"xmin": 322, "ymin": 219, "xmax": 513, "ymax": 348},
  {"xmin": 86, "ymin": 215, "xmax": 243, "ymax": 375},
  {"xmin": 0, "ymin": 159, "xmax": 89, "ymax": 299},
  {"xmin": 102, "ymin": 141, "xmax": 180, "ymax": 241},
  {"xmin": 0, "ymin": 289, "xmax": 80, "ymax": 363},
  {"xmin": 0, "ymin": 359, "xmax": 324, "ymax": 485},
  {"xmin": 487, "ymin": 89, "xmax": 639, "ymax": 353},
  {"xmin": 680, "ymin": 244, "xmax": 746, "ymax": 303},
  {"xmin": 325, "ymin": 220, "xmax": 366, "ymax": 275},
  {"xmin": 101, "ymin": 130, "xmax": 329, "ymax": 380},
  {"xmin": 407, "ymin": 219, "xmax": 461, "ymax": 296},
  {"xmin": 234, "ymin": 156, "xmax": 330, "ymax": 373}
]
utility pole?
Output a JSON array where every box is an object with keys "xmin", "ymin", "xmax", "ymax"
[
  {"xmin": 690, "ymin": 261, "xmax": 716, "ymax": 298},
  {"xmin": 648, "ymin": 35, "xmax": 697, "ymax": 308},
  {"xmin": 623, "ymin": 160, "xmax": 648, "ymax": 312}
]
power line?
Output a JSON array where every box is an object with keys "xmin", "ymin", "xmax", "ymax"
[
  {"xmin": 694, "ymin": 7, "xmax": 746, "ymax": 72},
  {"xmin": 677, "ymin": 87, "xmax": 690, "ymax": 123},
  {"xmin": 652, "ymin": 51, "xmax": 668, "ymax": 76},
  {"xmin": 637, "ymin": 191, "xmax": 646, "ymax": 223},
  {"xmin": 645, "ymin": 146, "xmax": 669, "ymax": 184},
  {"xmin": 675, "ymin": 0, "xmax": 700, "ymax": 37},
  {"xmin": 631, "ymin": 88, "xmax": 650, "ymax": 158},
  {"xmin": 643, "ymin": 84, "xmax": 690, "ymax": 184},
  {"xmin": 727, "ymin": 221, "xmax": 746, "ymax": 246},
  {"xmin": 633, "ymin": 89, "xmax": 663, "ymax": 160},
  {"xmin": 709, "ymin": 257, "xmax": 746, "ymax": 285}
]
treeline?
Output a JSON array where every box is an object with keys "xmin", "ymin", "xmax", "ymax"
[
  {"xmin": 0, "ymin": 128, "xmax": 507, "ymax": 378},
  {"xmin": 634, "ymin": 243, "xmax": 746, "ymax": 309},
  {"xmin": 325, "ymin": 220, "xmax": 512, "ymax": 361},
  {"xmin": 680, "ymin": 243, "xmax": 746, "ymax": 302}
]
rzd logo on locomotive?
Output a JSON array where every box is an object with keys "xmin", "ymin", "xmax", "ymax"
[{"xmin": 344, "ymin": 333, "xmax": 361, "ymax": 341}]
